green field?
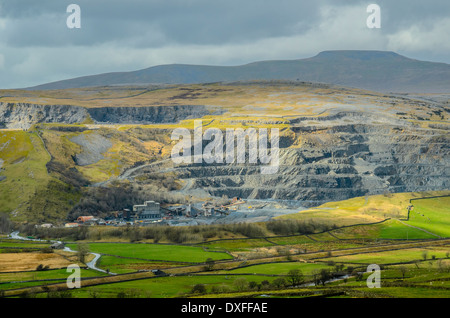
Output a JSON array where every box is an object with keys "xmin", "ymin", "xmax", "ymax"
[
  {"xmin": 0, "ymin": 268, "xmax": 107, "ymax": 291},
  {"xmin": 67, "ymin": 243, "xmax": 234, "ymax": 263},
  {"xmin": 1, "ymin": 192, "xmax": 449, "ymax": 299},
  {"xmin": 221, "ymin": 262, "xmax": 334, "ymax": 276},
  {"xmin": 407, "ymin": 197, "xmax": 450, "ymax": 238},
  {"xmin": 96, "ymin": 256, "xmax": 186, "ymax": 274},
  {"xmin": 378, "ymin": 219, "xmax": 438, "ymax": 239},
  {"xmin": 69, "ymin": 274, "xmax": 279, "ymax": 298},
  {"xmin": 325, "ymin": 247, "xmax": 450, "ymax": 265},
  {"xmin": 0, "ymin": 241, "xmax": 51, "ymax": 249}
]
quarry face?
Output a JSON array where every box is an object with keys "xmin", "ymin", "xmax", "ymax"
[{"xmin": 0, "ymin": 82, "xmax": 449, "ymax": 221}]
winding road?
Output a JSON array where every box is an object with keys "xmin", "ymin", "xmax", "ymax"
[{"xmin": 8, "ymin": 231, "xmax": 115, "ymax": 275}]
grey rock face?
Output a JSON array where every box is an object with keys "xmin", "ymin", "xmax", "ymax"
[
  {"xmin": 87, "ymin": 105, "xmax": 222, "ymax": 124},
  {"xmin": 0, "ymin": 103, "xmax": 89, "ymax": 130},
  {"xmin": 0, "ymin": 103, "xmax": 224, "ymax": 129}
]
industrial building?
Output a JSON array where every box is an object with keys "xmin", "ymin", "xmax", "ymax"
[{"xmin": 133, "ymin": 201, "xmax": 161, "ymax": 220}]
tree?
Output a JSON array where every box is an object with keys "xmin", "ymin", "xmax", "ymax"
[
  {"xmin": 311, "ymin": 270, "xmax": 321, "ymax": 286},
  {"xmin": 398, "ymin": 266, "xmax": 408, "ymax": 279},
  {"xmin": 233, "ymin": 278, "xmax": 249, "ymax": 292},
  {"xmin": 287, "ymin": 269, "xmax": 304, "ymax": 287},
  {"xmin": 248, "ymin": 281, "xmax": 259, "ymax": 290},
  {"xmin": 204, "ymin": 258, "xmax": 215, "ymax": 271},
  {"xmin": 334, "ymin": 264, "xmax": 345, "ymax": 274},
  {"xmin": 319, "ymin": 269, "xmax": 332, "ymax": 286},
  {"xmin": 260, "ymin": 280, "xmax": 270, "ymax": 289},
  {"xmin": 77, "ymin": 243, "xmax": 90, "ymax": 263},
  {"xmin": 271, "ymin": 277, "xmax": 286, "ymax": 289},
  {"xmin": 422, "ymin": 251, "xmax": 428, "ymax": 261}
]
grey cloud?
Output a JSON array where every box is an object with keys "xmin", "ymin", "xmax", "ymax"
[
  {"xmin": 1, "ymin": 0, "xmax": 321, "ymax": 47},
  {"xmin": 0, "ymin": 0, "xmax": 449, "ymax": 89}
]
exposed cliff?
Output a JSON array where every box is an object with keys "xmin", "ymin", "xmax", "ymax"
[
  {"xmin": 0, "ymin": 102, "xmax": 224, "ymax": 129},
  {"xmin": 86, "ymin": 105, "xmax": 222, "ymax": 124},
  {"xmin": 0, "ymin": 103, "xmax": 89, "ymax": 129}
]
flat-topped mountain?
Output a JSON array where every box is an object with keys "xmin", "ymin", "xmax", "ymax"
[{"xmin": 27, "ymin": 50, "xmax": 450, "ymax": 93}]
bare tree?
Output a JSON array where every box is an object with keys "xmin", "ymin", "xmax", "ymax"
[
  {"xmin": 398, "ymin": 266, "xmax": 408, "ymax": 279},
  {"xmin": 77, "ymin": 243, "xmax": 90, "ymax": 264}
]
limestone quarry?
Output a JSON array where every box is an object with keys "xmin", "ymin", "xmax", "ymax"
[{"xmin": 0, "ymin": 81, "xmax": 448, "ymax": 223}]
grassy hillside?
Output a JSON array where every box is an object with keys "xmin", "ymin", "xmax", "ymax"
[
  {"xmin": 0, "ymin": 130, "xmax": 81, "ymax": 222},
  {"xmin": 408, "ymin": 196, "xmax": 450, "ymax": 237},
  {"xmin": 277, "ymin": 191, "xmax": 450, "ymax": 239}
]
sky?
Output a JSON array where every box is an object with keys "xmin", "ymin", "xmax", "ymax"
[{"xmin": 0, "ymin": 0, "xmax": 449, "ymax": 89}]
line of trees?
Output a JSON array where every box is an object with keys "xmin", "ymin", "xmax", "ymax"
[
  {"xmin": 266, "ymin": 219, "xmax": 337, "ymax": 236},
  {"xmin": 189, "ymin": 267, "xmax": 339, "ymax": 296},
  {"xmin": 15, "ymin": 217, "xmax": 339, "ymax": 245},
  {"xmin": 16, "ymin": 221, "xmax": 269, "ymax": 244},
  {"xmin": 15, "ymin": 218, "xmax": 340, "ymax": 244}
]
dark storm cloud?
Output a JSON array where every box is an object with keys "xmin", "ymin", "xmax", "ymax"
[
  {"xmin": 0, "ymin": 0, "xmax": 449, "ymax": 88},
  {"xmin": 1, "ymin": 0, "xmax": 320, "ymax": 47},
  {"xmin": 2, "ymin": 0, "xmax": 450, "ymax": 47}
]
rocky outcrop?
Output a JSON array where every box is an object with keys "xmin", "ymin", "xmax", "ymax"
[
  {"xmin": 0, "ymin": 103, "xmax": 225, "ymax": 129},
  {"xmin": 87, "ymin": 105, "xmax": 223, "ymax": 124},
  {"xmin": 0, "ymin": 103, "xmax": 89, "ymax": 130}
]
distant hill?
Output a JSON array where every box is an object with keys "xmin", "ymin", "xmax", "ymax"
[{"xmin": 27, "ymin": 50, "xmax": 450, "ymax": 93}]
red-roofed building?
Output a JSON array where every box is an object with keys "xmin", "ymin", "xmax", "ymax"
[{"xmin": 77, "ymin": 216, "xmax": 94, "ymax": 223}]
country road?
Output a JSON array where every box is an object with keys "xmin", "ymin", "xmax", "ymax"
[{"xmin": 8, "ymin": 231, "xmax": 116, "ymax": 275}]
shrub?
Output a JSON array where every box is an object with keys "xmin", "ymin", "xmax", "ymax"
[
  {"xmin": 191, "ymin": 284, "xmax": 207, "ymax": 295},
  {"xmin": 47, "ymin": 288, "xmax": 73, "ymax": 298},
  {"xmin": 211, "ymin": 284, "xmax": 231, "ymax": 294},
  {"xmin": 36, "ymin": 264, "xmax": 50, "ymax": 271},
  {"xmin": 204, "ymin": 258, "xmax": 215, "ymax": 271},
  {"xmin": 40, "ymin": 247, "xmax": 54, "ymax": 254}
]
